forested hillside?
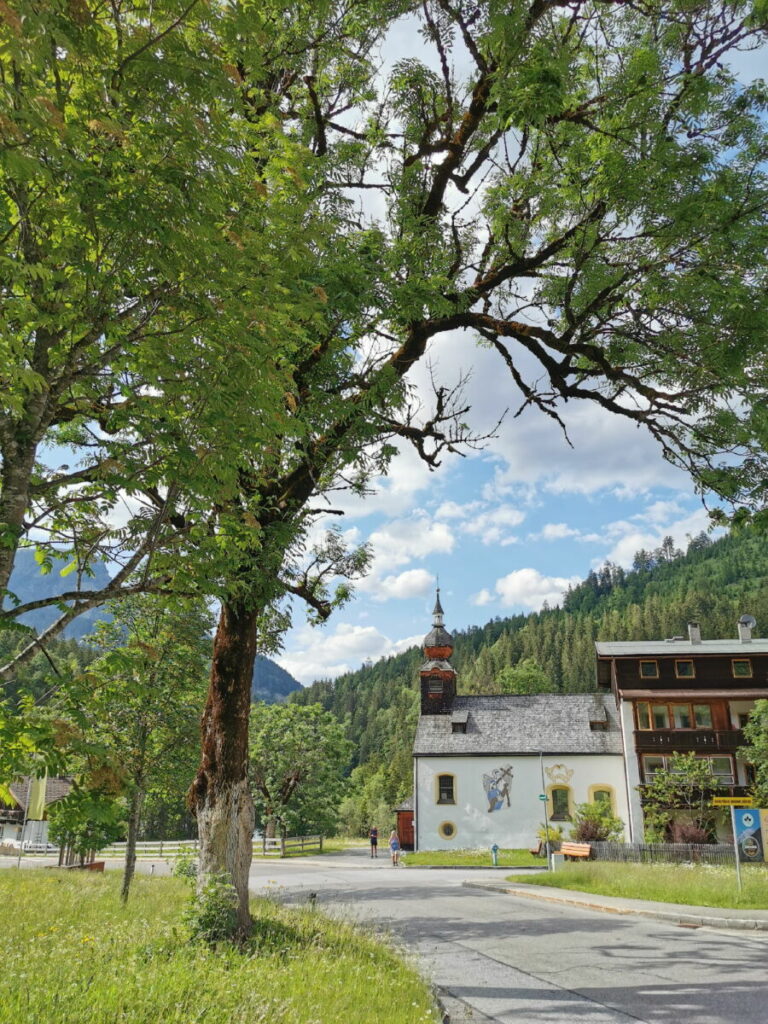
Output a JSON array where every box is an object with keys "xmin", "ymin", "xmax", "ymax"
[{"xmin": 291, "ymin": 528, "xmax": 768, "ymax": 828}]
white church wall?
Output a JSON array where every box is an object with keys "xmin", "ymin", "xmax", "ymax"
[{"xmin": 415, "ymin": 753, "xmax": 628, "ymax": 851}]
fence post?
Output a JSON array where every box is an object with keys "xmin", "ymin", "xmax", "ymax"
[
  {"xmin": 280, "ymin": 836, "xmax": 286, "ymax": 857},
  {"xmin": 159, "ymin": 840, "xmax": 163, "ymax": 858},
  {"xmin": 319, "ymin": 835, "xmax": 323, "ymax": 853}
]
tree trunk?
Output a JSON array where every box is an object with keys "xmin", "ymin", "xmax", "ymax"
[
  {"xmin": 121, "ymin": 786, "xmax": 144, "ymax": 905},
  {"xmin": 189, "ymin": 599, "xmax": 258, "ymax": 937}
]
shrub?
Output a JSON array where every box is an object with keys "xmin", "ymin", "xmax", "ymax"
[
  {"xmin": 536, "ymin": 822, "xmax": 564, "ymax": 843},
  {"xmin": 172, "ymin": 850, "xmax": 198, "ymax": 881},
  {"xmin": 570, "ymin": 802, "xmax": 624, "ymax": 842},
  {"xmin": 670, "ymin": 820, "xmax": 710, "ymax": 844},
  {"xmin": 182, "ymin": 874, "xmax": 240, "ymax": 944}
]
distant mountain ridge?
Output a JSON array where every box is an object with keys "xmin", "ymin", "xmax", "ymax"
[
  {"xmin": 251, "ymin": 656, "xmax": 301, "ymax": 703},
  {"xmin": 5, "ymin": 551, "xmax": 302, "ymax": 703},
  {"xmin": 6, "ymin": 549, "xmax": 113, "ymax": 639}
]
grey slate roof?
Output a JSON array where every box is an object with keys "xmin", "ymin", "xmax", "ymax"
[
  {"xmin": 414, "ymin": 694, "xmax": 622, "ymax": 756},
  {"xmin": 596, "ymin": 640, "xmax": 768, "ymax": 656}
]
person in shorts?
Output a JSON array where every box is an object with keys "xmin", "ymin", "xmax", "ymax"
[
  {"xmin": 389, "ymin": 829, "xmax": 400, "ymax": 866},
  {"xmin": 369, "ymin": 825, "xmax": 378, "ymax": 858}
]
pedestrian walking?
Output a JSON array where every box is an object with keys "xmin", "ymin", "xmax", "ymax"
[
  {"xmin": 369, "ymin": 825, "xmax": 378, "ymax": 858},
  {"xmin": 389, "ymin": 829, "xmax": 400, "ymax": 866}
]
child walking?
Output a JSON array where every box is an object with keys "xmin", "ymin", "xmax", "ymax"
[{"xmin": 388, "ymin": 829, "xmax": 400, "ymax": 866}]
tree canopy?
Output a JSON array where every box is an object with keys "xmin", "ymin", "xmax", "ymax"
[{"xmin": 4, "ymin": 0, "xmax": 768, "ymax": 935}]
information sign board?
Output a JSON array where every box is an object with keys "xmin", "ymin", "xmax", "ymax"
[{"xmin": 711, "ymin": 796, "xmax": 753, "ymax": 807}]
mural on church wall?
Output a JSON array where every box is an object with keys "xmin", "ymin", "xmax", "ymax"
[{"xmin": 483, "ymin": 765, "xmax": 513, "ymax": 812}]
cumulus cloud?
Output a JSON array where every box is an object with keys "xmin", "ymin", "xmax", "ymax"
[
  {"xmin": 471, "ymin": 588, "xmax": 494, "ymax": 606},
  {"xmin": 494, "ymin": 568, "xmax": 581, "ymax": 610},
  {"xmin": 531, "ymin": 522, "xmax": 582, "ymax": 541},
  {"xmin": 368, "ymin": 513, "xmax": 455, "ymax": 571},
  {"xmin": 276, "ymin": 622, "xmax": 422, "ymax": 684},
  {"xmin": 460, "ymin": 504, "xmax": 525, "ymax": 546},
  {"xmin": 365, "ymin": 568, "xmax": 435, "ymax": 602},
  {"xmin": 435, "ymin": 499, "xmax": 482, "ymax": 520}
]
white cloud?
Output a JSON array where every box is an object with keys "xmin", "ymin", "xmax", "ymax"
[
  {"xmin": 368, "ymin": 513, "xmax": 455, "ymax": 571},
  {"xmin": 435, "ymin": 499, "xmax": 482, "ymax": 520},
  {"xmin": 461, "ymin": 504, "xmax": 525, "ymax": 546},
  {"xmin": 276, "ymin": 622, "xmax": 422, "ymax": 684},
  {"xmin": 368, "ymin": 568, "xmax": 435, "ymax": 602},
  {"xmin": 471, "ymin": 588, "xmax": 494, "ymax": 606},
  {"xmin": 531, "ymin": 522, "xmax": 582, "ymax": 541},
  {"xmin": 494, "ymin": 568, "xmax": 581, "ymax": 610}
]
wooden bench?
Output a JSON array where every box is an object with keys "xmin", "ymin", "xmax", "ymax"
[
  {"xmin": 64, "ymin": 861, "xmax": 105, "ymax": 872},
  {"xmin": 559, "ymin": 842, "xmax": 592, "ymax": 861},
  {"xmin": 528, "ymin": 841, "xmax": 544, "ymax": 857}
]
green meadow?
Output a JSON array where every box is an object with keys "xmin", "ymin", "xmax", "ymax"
[
  {"xmin": 1, "ymin": 870, "xmax": 439, "ymax": 1024},
  {"xmin": 506, "ymin": 861, "xmax": 768, "ymax": 909}
]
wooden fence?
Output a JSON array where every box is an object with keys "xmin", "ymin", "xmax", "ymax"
[
  {"xmin": 97, "ymin": 835, "xmax": 323, "ymax": 859},
  {"xmin": 591, "ymin": 841, "xmax": 735, "ymax": 865}
]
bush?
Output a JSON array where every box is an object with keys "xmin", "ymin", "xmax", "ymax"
[
  {"xmin": 570, "ymin": 802, "xmax": 624, "ymax": 842},
  {"xmin": 670, "ymin": 820, "xmax": 710, "ymax": 844},
  {"xmin": 182, "ymin": 874, "xmax": 240, "ymax": 944},
  {"xmin": 172, "ymin": 850, "xmax": 198, "ymax": 881},
  {"xmin": 536, "ymin": 822, "xmax": 564, "ymax": 843}
]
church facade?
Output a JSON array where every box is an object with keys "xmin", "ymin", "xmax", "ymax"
[{"xmin": 412, "ymin": 593, "xmax": 629, "ymax": 851}]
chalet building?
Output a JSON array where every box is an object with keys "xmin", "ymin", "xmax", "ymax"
[
  {"xmin": 0, "ymin": 776, "xmax": 71, "ymax": 848},
  {"xmin": 412, "ymin": 593, "xmax": 629, "ymax": 850},
  {"xmin": 596, "ymin": 616, "xmax": 768, "ymax": 841},
  {"xmin": 411, "ymin": 596, "xmax": 768, "ymax": 851}
]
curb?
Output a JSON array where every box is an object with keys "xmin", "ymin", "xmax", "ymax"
[{"xmin": 463, "ymin": 881, "xmax": 768, "ymax": 931}]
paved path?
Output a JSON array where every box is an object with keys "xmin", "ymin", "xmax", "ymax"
[{"xmin": 245, "ymin": 849, "xmax": 768, "ymax": 1024}]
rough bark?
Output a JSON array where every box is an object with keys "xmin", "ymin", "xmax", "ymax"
[
  {"xmin": 189, "ymin": 599, "xmax": 258, "ymax": 936},
  {"xmin": 121, "ymin": 786, "xmax": 144, "ymax": 905}
]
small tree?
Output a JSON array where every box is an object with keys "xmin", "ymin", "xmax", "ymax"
[
  {"xmin": 739, "ymin": 700, "xmax": 768, "ymax": 807},
  {"xmin": 570, "ymin": 802, "xmax": 624, "ymax": 843},
  {"xmin": 47, "ymin": 787, "xmax": 124, "ymax": 867},
  {"xmin": 497, "ymin": 660, "xmax": 551, "ymax": 695},
  {"xmin": 249, "ymin": 703, "xmax": 353, "ymax": 838},
  {"xmin": 640, "ymin": 753, "xmax": 719, "ymax": 843}
]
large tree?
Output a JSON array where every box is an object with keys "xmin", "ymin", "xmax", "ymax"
[{"xmin": 3, "ymin": 1, "xmax": 768, "ymax": 935}]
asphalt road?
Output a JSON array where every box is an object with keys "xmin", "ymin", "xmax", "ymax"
[{"xmin": 245, "ymin": 850, "xmax": 768, "ymax": 1024}]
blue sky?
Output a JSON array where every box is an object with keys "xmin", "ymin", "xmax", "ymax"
[{"xmin": 277, "ymin": 331, "xmax": 718, "ymax": 684}]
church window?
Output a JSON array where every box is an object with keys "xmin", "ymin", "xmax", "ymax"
[
  {"xmin": 438, "ymin": 821, "xmax": 457, "ymax": 840},
  {"xmin": 588, "ymin": 785, "xmax": 615, "ymax": 813},
  {"xmin": 428, "ymin": 679, "xmax": 444, "ymax": 694},
  {"xmin": 550, "ymin": 786, "xmax": 571, "ymax": 821},
  {"xmin": 437, "ymin": 774, "xmax": 455, "ymax": 804}
]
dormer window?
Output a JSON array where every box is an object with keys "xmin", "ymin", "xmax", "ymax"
[
  {"xmin": 452, "ymin": 721, "xmax": 466, "ymax": 734},
  {"xmin": 675, "ymin": 660, "xmax": 695, "ymax": 679}
]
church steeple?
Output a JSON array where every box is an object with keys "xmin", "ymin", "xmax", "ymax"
[{"xmin": 420, "ymin": 588, "xmax": 456, "ymax": 714}]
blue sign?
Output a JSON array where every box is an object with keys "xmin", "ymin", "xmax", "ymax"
[{"xmin": 734, "ymin": 808, "xmax": 764, "ymax": 862}]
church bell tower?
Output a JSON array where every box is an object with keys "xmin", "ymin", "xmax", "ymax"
[{"xmin": 420, "ymin": 589, "xmax": 456, "ymax": 714}]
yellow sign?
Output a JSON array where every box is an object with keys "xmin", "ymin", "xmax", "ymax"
[{"xmin": 711, "ymin": 796, "xmax": 753, "ymax": 807}]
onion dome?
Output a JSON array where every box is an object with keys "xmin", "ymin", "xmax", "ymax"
[{"xmin": 423, "ymin": 588, "xmax": 453, "ymax": 655}]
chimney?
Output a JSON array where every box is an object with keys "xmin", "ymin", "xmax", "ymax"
[
  {"xmin": 687, "ymin": 621, "xmax": 702, "ymax": 645},
  {"xmin": 738, "ymin": 615, "xmax": 756, "ymax": 644}
]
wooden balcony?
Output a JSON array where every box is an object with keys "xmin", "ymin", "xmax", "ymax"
[{"xmin": 634, "ymin": 729, "xmax": 745, "ymax": 753}]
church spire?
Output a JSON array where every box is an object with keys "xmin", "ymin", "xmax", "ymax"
[
  {"xmin": 420, "ymin": 586, "xmax": 456, "ymax": 715},
  {"xmin": 432, "ymin": 587, "xmax": 444, "ymax": 626}
]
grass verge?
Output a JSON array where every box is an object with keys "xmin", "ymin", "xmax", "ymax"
[
  {"xmin": 406, "ymin": 848, "xmax": 542, "ymax": 868},
  {"xmin": 505, "ymin": 861, "xmax": 768, "ymax": 909},
  {"xmin": 0, "ymin": 869, "xmax": 439, "ymax": 1024}
]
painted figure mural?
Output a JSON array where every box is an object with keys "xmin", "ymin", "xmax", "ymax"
[{"xmin": 483, "ymin": 765, "xmax": 513, "ymax": 812}]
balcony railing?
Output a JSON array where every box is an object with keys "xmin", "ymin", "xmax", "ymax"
[{"xmin": 634, "ymin": 729, "xmax": 745, "ymax": 753}]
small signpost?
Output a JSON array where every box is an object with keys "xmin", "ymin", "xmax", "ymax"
[{"xmin": 712, "ymin": 799, "xmax": 768, "ymax": 893}]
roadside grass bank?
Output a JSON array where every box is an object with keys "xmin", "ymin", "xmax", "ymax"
[
  {"xmin": 251, "ymin": 837, "xmax": 356, "ymax": 858},
  {"xmin": 407, "ymin": 848, "xmax": 541, "ymax": 868},
  {"xmin": 505, "ymin": 861, "xmax": 768, "ymax": 909},
  {"xmin": 0, "ymin": 870, "xmax": 439, "ymax": 1024}
]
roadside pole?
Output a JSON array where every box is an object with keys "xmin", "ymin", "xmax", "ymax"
[
  {"xmin": 730, "ymin": 805, "xmax": 742, "ymax": 893},
  {"xmin": 539, "ymin": 752, "xmax": 552, "ymax": 871}
]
